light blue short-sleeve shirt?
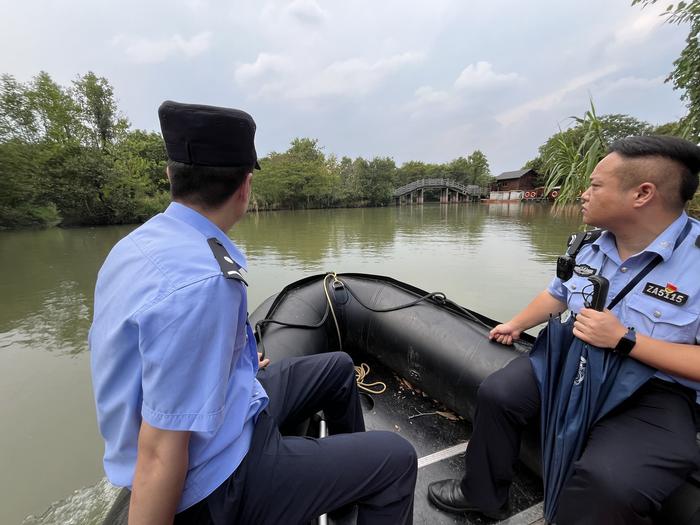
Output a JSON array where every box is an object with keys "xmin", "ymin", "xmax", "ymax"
[
  {"xmin": 89, "ymin": 202, "xmax": 268, "ymax": 511},
  {"xmin": 547, "ymin": 211, "xmax": 700, "ymax": 403}
]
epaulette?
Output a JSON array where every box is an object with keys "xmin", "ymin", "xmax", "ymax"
[{"xmin": 207, "ymin": 237, "xmax": 248, "ymax": 286}]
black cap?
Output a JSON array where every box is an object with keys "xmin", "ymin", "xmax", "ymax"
[{"xmin": 158, "ymin": 100, "xmax": 261, "ymax": 170}]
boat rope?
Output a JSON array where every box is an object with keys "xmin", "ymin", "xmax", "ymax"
[
  {"xmin": 324, "ymin": 273, "xmax": 387, "ymax": 395},
  {"xmin": 323, "ymin": 273, "xmax": 343, "ymax": 352},
  {"xmin": 353, "ymin": 362, "xmax": 387, "ymax": 394},
  {"xmin": 339, "ymin": 279, "xmax": 448, "ymax": 313},
  {"xmin": 336, "ymin": 275, "xmax": 494, "ymax": 331}
]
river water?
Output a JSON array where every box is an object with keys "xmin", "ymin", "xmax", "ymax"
[{"xmin": 0, "ymin": 203, "xmax": 583, "ymax": 524}]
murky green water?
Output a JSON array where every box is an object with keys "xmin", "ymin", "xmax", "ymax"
[{"xmin": 0, "ymin": 203, "xmax": 582, "ymax": 524}]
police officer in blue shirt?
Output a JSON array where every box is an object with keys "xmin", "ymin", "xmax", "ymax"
[
  {"xmin": 89, "ymin": 101, "xmax": 417, "ymax": 525},
  {"xmin": 428, "ymin": 135, "xmax": 700, "ymax": 523}
]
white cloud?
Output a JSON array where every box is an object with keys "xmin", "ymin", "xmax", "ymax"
[
  {"xmin": 454, "ymin": 61, "xmax": 520, "ymax": 90},
  {"xmin": 405, "ymin": 86, "xmax": 458, "ymax": 118},
  {"xmin": 235, "ymin": 51, "xmax": 424, "ymax": 99},
  {"xmin": 112, "ymin": 32, "xmax": 211, "ymax": 64},
  {"xmin": 406, "ymin": 61, "xmax": 521, "ymax": 118},
  {"xmin": 414, "ymin": 86, "xmax": 452, "ymax": 105},
  {"xmin": 302, "ymin": 52, "xmax": 422, "ymax": 97},
  {"xmin": 286, "ymin": 0, "xmax": 328, "ymax": 25},
  {"xmin": 183, "ymin": 0, "xmax": 208, "ymax": 12},
  {"xmin": 234, "ymin": 53, "xmax": 292, "ymax": 83},
  {"xmin": 613, "ymin": 9, "xmax": 664, "ymax": 45},
  {"xmin": 598, "ymin": 75, "xmax": 666, "ymax": 95},
  {"xmin": 496, "ymin": 65, "xmax": 618, "ymax": 126}
]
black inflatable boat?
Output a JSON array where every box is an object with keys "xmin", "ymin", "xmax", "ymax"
[{"xmin": 103, "ymin": 273, "xmax": 700, "ymax": 525}]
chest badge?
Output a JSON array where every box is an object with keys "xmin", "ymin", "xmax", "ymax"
[
  {"xmin": 643, "ymin": 282, "xmax": 688, "ymax": 306},
  {"xmin": 573, "ymin": 264, "xmax": 597, "ymax": 277}
]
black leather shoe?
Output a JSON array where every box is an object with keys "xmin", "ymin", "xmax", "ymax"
[{"xmin": 427, "ymin": 479, "xmax": 509, "ymax": 520}]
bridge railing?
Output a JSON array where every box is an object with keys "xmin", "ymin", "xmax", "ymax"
[{"xmin": 392, "ymin": 178, "xmax": 486, "ymax": 197}]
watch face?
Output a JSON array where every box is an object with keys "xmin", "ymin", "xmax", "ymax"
[{"xmin": 615, "ymin": 331, "xmax": 636, "ymax": 355}]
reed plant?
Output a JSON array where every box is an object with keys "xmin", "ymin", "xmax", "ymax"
[{"xmin": 543, "ymin": 101, "xmax": 606, "ymax": 209}]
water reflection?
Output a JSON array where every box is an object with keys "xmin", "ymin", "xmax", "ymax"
[
  {"xmin": 394, "ymin": 204, "xmax": 487, "ymax": 246},
  {"xmin": 235, "ymin": 207, "xmax": 400, "ymax": 263},
  {"xmin": 0, "ymin": 226, "xmax": 135, "ymax": 355},
  {"xmin": 519, "ymin": 204, "xmax": 584, "ymax": 263}
]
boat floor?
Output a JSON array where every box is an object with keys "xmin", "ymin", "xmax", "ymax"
[{"xmin": 332, "ymin": 352, "xmax": 544, "ymax": 525}]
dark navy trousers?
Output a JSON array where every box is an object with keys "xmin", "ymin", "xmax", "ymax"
[
  {"xmin": 176, "ymin": 351, "xmax": 417, "ymax": 525},
  {"xmin": 461, "ymin": 356, "xmax": 700, "ymax": 525}
]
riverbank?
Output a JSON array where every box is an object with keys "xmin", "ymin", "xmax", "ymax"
[{"xmin": 3, "ymin": 194, "xmax": 699, "ymax": 232}]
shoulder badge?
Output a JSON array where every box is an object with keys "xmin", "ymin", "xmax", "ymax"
[
  {"xmin": 207, "ymin": 237, "xmax": 248, "ymax": 286},
  {"xmin": 573, "ymin": 264, "xmax": 597, "ymax": 277}
]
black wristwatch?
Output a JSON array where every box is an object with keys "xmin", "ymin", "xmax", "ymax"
[{"xmin": 614, "ymin": 327, "xmax": 636, "ymax": 355}]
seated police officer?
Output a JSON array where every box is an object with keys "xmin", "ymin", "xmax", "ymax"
[
  {"xmin": 429, "ymin": 135, "xmax": 700, "ymax": 524},
  {"xmin": 89, "ymin": 101, "xmax": 417, "ymax": 525}
]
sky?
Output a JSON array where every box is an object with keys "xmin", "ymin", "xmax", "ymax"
[{"xmin": 0, "ymin": 0, "xmax": 691, "ymax": 175}]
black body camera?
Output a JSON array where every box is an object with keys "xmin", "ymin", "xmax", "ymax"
[{"xmin": 556, "ymin": 230, "xmax": 602, "ymax": 281}]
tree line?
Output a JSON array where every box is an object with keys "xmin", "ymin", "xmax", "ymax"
[{"xmin": 0, "ymin": 72, "xmax": 494, "ymax": 229}]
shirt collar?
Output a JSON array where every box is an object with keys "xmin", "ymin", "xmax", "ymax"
[
  {"xmin": 164, "ymin": 202, "xmax": 248, "ymax": 271},
  {"xmin": 593, "ymin": 211, "xmax": 688, "ymax": 263},
  {"xmin": 643, "ymin": 211, "xmax": 689, "ymax": 261}
]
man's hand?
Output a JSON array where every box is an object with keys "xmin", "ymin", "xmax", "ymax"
[
  {"xmin": 573, "ymin": 308, "xmax": 627, "ymax": 348},
  {"xmin": 487, "ymin": 290, "xmax": 565, "ymax": 346},
  {"xmin": 258, "ymin": 352, "xmax": 270, "ymax": 369},
  {"xmin": 489, "ymin": 322, "xmax": 522, "ymax": 346}
]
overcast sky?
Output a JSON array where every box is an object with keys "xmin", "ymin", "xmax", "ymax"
[{"xmin": 0, "ymin": 0, "xmax": 690, "ymax": 174}]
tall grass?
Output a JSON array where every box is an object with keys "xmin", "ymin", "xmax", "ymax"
[{"xmin": 543, "ymin": 100, "xmax": 606, "ymax": 208}]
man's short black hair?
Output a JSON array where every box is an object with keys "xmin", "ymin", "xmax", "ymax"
[
  {"xmin": 168, "ymin": 160, "xmax": 252, "ymax": 209},
  {"xmin": 607, "ymin": 135, "xmax": 700, "ymax": 203}
]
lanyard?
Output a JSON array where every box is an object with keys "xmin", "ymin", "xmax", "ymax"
[{"xmin": 606, "ymin": 219, "xmax": 692, "ymax": 311}]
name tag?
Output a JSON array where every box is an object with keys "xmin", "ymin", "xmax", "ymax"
[{"xmin": 642, "ymin": 282, "xmax": 688, "ymax": 306}]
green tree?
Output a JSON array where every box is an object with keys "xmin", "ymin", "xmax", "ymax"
[
  {"xmin": 251, "ymin": 138, "xmax": 337, "ymax": 210},
  {"xmin": 28, "ymin": 71, "xmax": 82, "ymax": 144},
  {"xmin": 108, "ymin": 130, "xmax": 170, "ymax": 221},
  {"xmin": 360, "ymin": 157, "xmax": 396, "ymax": 206},
  {"xmin": 72, "ymin": 72, "xmax": 129, "ymax": 149},
  {"xmin": 0, "ymin": 141, "xmax": 59, "ymax": 227},
  {"xmin": 445, "ymin": 157, "xmax": 471, "ymax": 184},
  {"xmin": 116, "ymin": 130, "xmax": 169, "ymax": 192},
  {"xmin": 335, "ymin": 155, "xmax": 358, "ymax": 204},
  {"xmin": 0, "ymin": 75, "xmax": 39, "ymax": 142},
  {"xmin": 465, "ymin": 150, "xmax": 492, "ymax": 186},
  {"xmin": 653, "ymin": 119, "xmax": 686, "ymax": 135}
]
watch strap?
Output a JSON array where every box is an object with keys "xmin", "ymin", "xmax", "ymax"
[{"xmin": 614, "ymin": 327, "xmax": 636, "ymax": 355}]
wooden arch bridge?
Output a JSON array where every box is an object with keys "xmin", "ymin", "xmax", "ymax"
[{"xmin": 392, "ymin": 178, "xmax": 488, "ymax": 204}]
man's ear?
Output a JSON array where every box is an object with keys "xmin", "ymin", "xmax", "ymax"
[
  {"xmin": 632, "ymin": 182, "xmax": 655, "ymax": 207},
  {"xmin": 237, "ymin": 172, "xmax": 253, "ymax": 202},
  {"xmin": 165, "ymin": 165, "xmax": 172, "ymax": 184}
]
